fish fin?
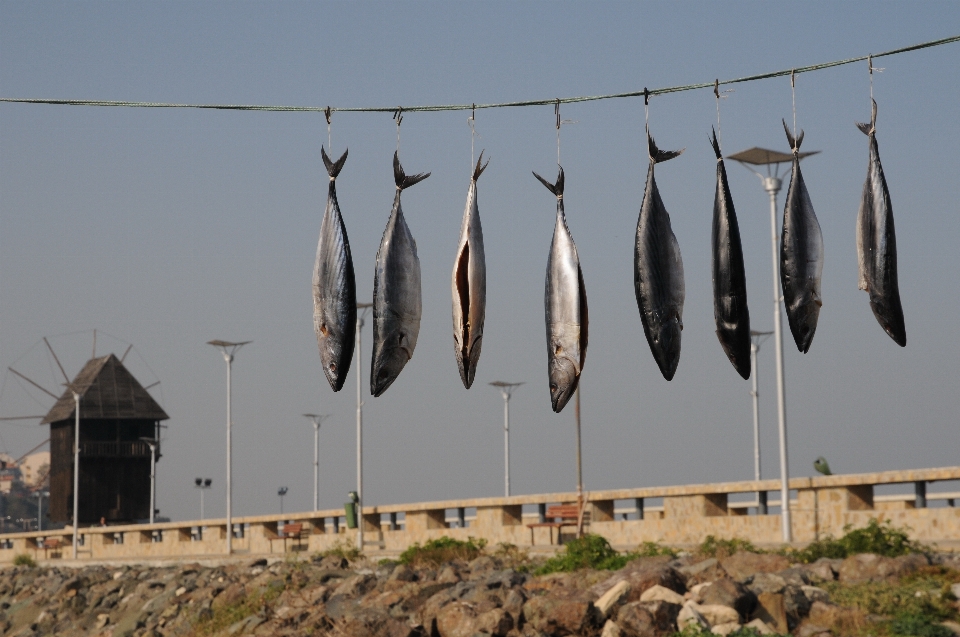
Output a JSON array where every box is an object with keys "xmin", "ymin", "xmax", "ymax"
[
  {"xmin": 648, "ymin": 132, "xmax": 684, "ymax": 164},
  {"xmin": 394, "ymin": 151, "xmax": 431, "ymax": 190},
  {"xmin": 856, "ymin": 98, "xmax": 878, "ymax": 136},
  {"xmin": 709, "ymin": 127, "xmax": 722, "ymax": 160},
  {"xmin": 782, "ymin": 119, "xmax": 804, "ymax": 152},
  {"xmin": 473, "ymin": 150, "xmax": 489, "ymax": 182},
  {"xmin": 322, "ymin": 146, "xmax": 348, "ymax": 178},
  {"xmin": 532, "ymin": 166, "xmax": 564, "ymax": 198}
]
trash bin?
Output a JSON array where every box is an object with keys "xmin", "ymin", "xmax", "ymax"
[{"xmin": 344, "ymin": 491, "xmax": 360, "ymax": 529}]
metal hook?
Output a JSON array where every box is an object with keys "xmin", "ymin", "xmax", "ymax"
[
  {"xmin": 472, "ymin": 103, "xmax": 476, "ymax": 121},
  {"xmin": 324, "ymin": 106, "xmax": 331, "ymax": 126},
  {"xmin": 714, "ymin": 79, "xmax": 719, "ymax": 100},
  {"xmin": 868, "ymin": 54, "xmax": 873, "ymax": 75},
  {"xmin": 555, "ymin": 99, "xmax": 560, "ymax": 130},
  {"xmin": 791, "ymin": 69, "xmax": 796, "ymax": 88},
  {"xmin": 643, "ymin": 87, "xmax": 649, "ymax": 106},
  {"xmin": 393, "ymin": 107, "xmax": 403, "ymax": 127}
]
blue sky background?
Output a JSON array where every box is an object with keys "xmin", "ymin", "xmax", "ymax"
[{"xmin": 1, "ymin": 2, "xmax": 958, "ymax": 522}]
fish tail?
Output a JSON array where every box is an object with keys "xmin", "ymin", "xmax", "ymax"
[
  {"xmin": 473, "ymin": 150, "xmax": 489, "ymax": 182},
  {"xmin": 782, "ymin": 119, "xmax": 804, "ymax": 152},
  {"xmin": 856, "ymin": 98, "xmax": 878, "ymax": 136},
  {"xmin": 647, "ymin": 131, "xmax": 684, "ymax": 164},
  {"xmin": 709, "ymin": 127, "xmax": 722, "ymax": 160},
  {"xmin": 394, "ymin": 151, "xmax": 431, "ymax": 190},
  {"xmin": 532, "ymin": 166, "xmax": 564, "ymax": 198},
  {"xmin": 322, "ymin": 146, "xmax": 348, "ymax": 178}
]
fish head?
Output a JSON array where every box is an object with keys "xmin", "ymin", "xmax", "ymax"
[
  {"xmin": 791, "ymin": 295, "xmax": 822, "ymax": 353},
  {"xmin": 548, "ymin": 345, "xmax": 580, "ymax": 413},
  {"xmin": 318, "ymin": 332, "xmax": 347, "ymax": 392},
  {"xmin": 370, "ymin": 333, "xmax": 415, "ymax": 397},
  {"xmin": 455, "ymin": 335, "xmax": 483, "ymax": 390},
  {"xmin": 315, "ymin": 308, "xmax": 355, "ymax": 392},
  {"xmin": 648, "ymin": 311, "xmax": 683, "ymax": 381}
]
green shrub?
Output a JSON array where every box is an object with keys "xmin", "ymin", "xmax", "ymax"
[
  {"xmin": 792, "ymin": 518, "xmax": 926, "ymax": 564},
  {"xmin": 492, "ymin": 542, "xmax": 532, "ymax": 571},
  {"xmin": 697, "ymin": 535, "xmax": 761, "ymax": 559},
  {"xmin": 632, "ymin": 541, "xmax": 678, "ymax": 559},
  {"xmin": 825, "ymin": 568, "xmax": 960, "ymax": 622},
  {"xmin": 535, "ymin": 534, "xmax": 628, "ymax": 575},
  {"xmin": 318, "ymin": 538, "xmax": 362, "ymax": 561},
  {"xmin": 398, "ymin": 536, "xmax": 487, "ymax": 568},
  {"xmin": 890, "ymin": 612, "xmax": 955, "ymax": 637},
  {"xmin": 12, "ymin": 553, "xmax": 36, "ymax": 567}
]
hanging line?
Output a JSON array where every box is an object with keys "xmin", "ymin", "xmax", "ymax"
[
  {"xmin": 393, "ymin": 107, "xmax": 403, "ymax": 152},
  {"xmin": 555, "ymin": 99, "xmax": 561, "ymax": 166},
  {"xmin": 467, "ymin": 103, "xmax": 479, "ymax": 169},
  {"xmin": 4, "ymin": 34, "xmax": 955, "ymax": 114},
  {"xmin": 868, "ymin": 54, "xmax": 884, "ymax": 103},
  {"xmin": 713, "ymin": 78, "xmax": 734, "ymax": 150},
  {"xmin": 324, "ymin": 106, "xmax": 332, "ymax": 151},
  {"xmin": 791, "ymin": 69, "xmax": 797, "ymax": 139}
]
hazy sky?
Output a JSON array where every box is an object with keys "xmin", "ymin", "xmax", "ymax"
[{"xmin": 1, "ymin": 2, "xmax": 958, "ymax": 522}]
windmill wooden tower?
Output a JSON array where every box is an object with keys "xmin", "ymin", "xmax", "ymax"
[{"xmin": 41, "ymin": 353, "xmax": 169, "ymax": 523}]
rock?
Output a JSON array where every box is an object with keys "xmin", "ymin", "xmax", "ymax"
[
  {"xmin": 700, "ymin": 579, "xmax": 755, "ymax": 619},
  {"xmin": 503, "ymin": 587, "xmax": 526, "ymax": 617},
  {"xmin": 952, "ymin": 583, "xmax": 960, "ymax": 599},
  {"xmin": 777, "ymin": 566, "xmax": 811, "ymax": 587},
  {"xmin": 800, "ymin": 585, "xmax": 829, "ymax": 604},
  {"xmin": 746, "ymin": 572, "xmax": 785, "ymax": 596},
  {"xmin": 751, "ymin": 592, "xmax": 787, "ymax": 633},
  {"xmin": 94, "ymin": 613, "xmax": 110, "ymax": 629},
  {"xmin": 476, "ymin": 608, "xmax": 514, "ymax": 636},
  {"xmin": 437, "ymin": 565, "xmax": 460, "ymax": 584},
  {"xmin": 804, "ymin": 558, "xmax": 841, "ymax": 583},
  {"xmin": 783, "ymin": 584, "xmax": 811, "ymax": 627},
  {"xmin": 315, "ymin": 555, "xmax": 349, "ymax": 569},
  {"xmin": 248, "ymin": 558, "xmax": 268, "ymax": 568},
  {"xmin": 523, "ymin": 595, "xmax": 601, "ymax": 635},
  {"xmin": 678, "ymin": 558, "xmax": 728, "ymax": 586},
  {"xmin": 711, "ymin": 623, "xmax": 742, "ymax": 636},
  {"xmin": 688, "ymin": 582, "xmax": 711, "ymax": 602},
  {"xmin": 796, "ymin": 624, "xmax": 831, "ymax": 637},
  {"xmin": 595, "ymin": 581, "xmax": 631, "ymax": 616},
  {"xmin": 601, "ymin": 620, "xmax": 623, "ymax": 637},
  {"xmin": 436, "ymin": 601, "xmax": 480, "ymax": 637},
  {"xmin": 616, "ymin": 601, "xmax": 681, "ymax": 637},
  {"xmin": 468, "ymin": 556, "xmax": 503, "ymax": 576},
  {"xmin": 486, "ymin": 569, "xmax": 526, "ymax": 590},
  {"xmin": 211, "ymin": 582, "xmax": 245, "ymax": 610},
  {"xmin": 838, "ymin": 552, "xmax": 928, "ymax": 584},
  {"xmin": 591, "ymin": 558, "xmax": 686, "ymax": 604},
  {"xmin": 677, "ymin": 602, "xmax": 709, "ymax": 629},
  {"xmin": 639, "ymin": 585, "xmax": 684, "ymax": 606},
  {"xmin": 389, "ymin": 565, "xmax": 417, "ymax": 582},
  {"xmin": 744, "ymin": 618, "xmax": 776, "ymax": 635},
  {"xmin": 697, "ymin": 604, "xmax": 740, "ymax": 627},
  {"xmin": 720, "ymin": 553, "xmax": 790, "ymax": 581},
  {"xmin": 333, "ymin": 573, "xmax": 377, "ymax": 599},
  {"xmin": 940, "ymin": 620, "xmax": 960, "ymax": 637}
]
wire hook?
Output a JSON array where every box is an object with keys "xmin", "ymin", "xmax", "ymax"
[
  {"xmin": 324, "ymin": 106, "xmax": 331, "ymax": 126},
  {"xmin": 714, "ymin": 79, "xmax": 720, "ymax": 100}
]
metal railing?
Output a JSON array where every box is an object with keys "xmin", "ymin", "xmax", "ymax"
[{"xmin": 78, "ymin": 440, "xmax": 155, "ymax": 457}]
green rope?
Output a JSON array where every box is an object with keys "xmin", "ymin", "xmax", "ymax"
[{"xmin": 1, "ymin": 34, "xmax": 957, "ymax": 115}]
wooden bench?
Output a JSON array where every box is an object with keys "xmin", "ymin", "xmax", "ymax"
[
  {"xmin": 526, "ymin": 504, "xmax": 589, "ymax": 545},
  {"xmin": 42, "ymin": 537, "xmax": 63, "ymax": 559},
  {"xmin": 276, "ymin": 523, "xmax": 307, "ymax": 551}
]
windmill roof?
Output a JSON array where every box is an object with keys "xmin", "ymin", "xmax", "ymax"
[{"xmin": 41, "ymin": 354, "xmax": 169, "ymax": 424}]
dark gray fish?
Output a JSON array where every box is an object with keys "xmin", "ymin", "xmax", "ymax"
[
  {"xmin": 313, "ymin": 147, "xmax": 356, "ymax": 392},
  {"xmin": 452, "ymin": 152, "xmax": 489, "ymax": 389},
  {"xmin": 856, "ymin": 99, "xmax": 906, "ymax": 346},
  {"xmin": 780, "ymin": 121, "xmax": 824, "ymax": 353},
  {"xmin": 533, "ymin": 167, "xmax": 587, "ymax": 413},
  {"xmin": 370, "ymin": 152, "xmax": 430, "ymax": 397},
  {"xmin": 635, "ymin": 132, "xmax": 685, "ymax": 381},
  {"xmin": 710, "ymin": 129, "xmax": 751, "ymax": 379}
]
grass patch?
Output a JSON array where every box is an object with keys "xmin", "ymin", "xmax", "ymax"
[
  {"xmin": 492, "ymin": 542, "xmax": 532, "ymax": 571},
  {"xmin": 12, "ymin": 553, "xmax": 36, "ymax": 567},
  {"xmin": 192, "ymin": 579, "xmax": 284, "ymax": 636},
  {"xmin": 789, "ymin": 518, "xmax": 928, "ymax": 564},
  {"xmin": 890, "ymin": 613, "xmax": 955, "ymax": 637},
  {"xmin": 535, "ymin": 534, "xmax": 628, "ymax": 575},
  {"xmin": 670, "ymin": 623, "xmax": 787, "ymax": 637},
  {"xmin": 317, "ymin": 538, "xmax": 362, "ymax": 562},
  {"xmin": 633, "ymin": 541, "xmax": 678, "ymax": 559},
  {"xmin": 398, "ymin": 536, "xmax": 487, "ymax": 568},
  {"xmin": 824, "ymin": 566, "xmax": 960, "ymax": 623},
  {"xmin": 697, "ymin": 535, "xmax": 761, "ymax": 559}
]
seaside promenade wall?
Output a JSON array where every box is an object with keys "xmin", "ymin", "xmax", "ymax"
[{"xmin": 2, "ymin": 467, "xmax": 958, "ymax": 564}]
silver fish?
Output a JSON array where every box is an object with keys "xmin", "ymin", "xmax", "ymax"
[
  {"xmin": 780, "ymin": 121, "xmax": 824, "ymax": 353},
  {"xmin": 533, "ymin": 167, "xmax": 588, "ymax": 413},
  {"xmin": 856, "ymin": 99, "xmax": 906, "ymax": 346},
  {"xmin": 452, "ymin": 152, "xmax": 489, "ymax": 389},
  {"xmin": 635, "ymin": 132, "xmax": 685, "ymax": 381},
  {"xmin": 370, "ymin": 152, "xmax": 430, "ymax": 397},
  {"xmin": 710, "ymin": 129, "xmax": 751, "ymax": 379},
  {"xmin": 313, "ymin": 147, "xmax": 356, "ymax": 392}
]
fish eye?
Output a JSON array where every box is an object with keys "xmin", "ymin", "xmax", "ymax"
[
  {"xmin": 378, "ymin": 369, "xmax": 390, "ymax": 380},
  {"xmin": 555, "ymin": 345, "xmax": 562, "ymax": 355},
  {"xmin": 329, "ymin": 363, "xmax": 337, "ymax": 373},
  {"xmin": 320, "ymin": 323, "xmax": 329, "ymax": 337},
  {"xmin": 550, "ymin": 383, "xmax": 558, "ymax": 393}
]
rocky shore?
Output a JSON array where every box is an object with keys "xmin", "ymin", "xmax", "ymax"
[{"xmin": 0, "ymin": 548, "xmax": 958, "ymax": 636}]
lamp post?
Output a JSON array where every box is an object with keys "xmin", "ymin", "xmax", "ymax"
[
  {"xmin": 35, "ymin": 491, "xmax": 48, "ymax": 532},
  {"xmin": 207, "ymin": 340, "xmax": 251, "ymax": 554},
  {"xmin": 729, "ymin": 146, "xmax": 818, "ymax": 542},
  {"xmin": 355, "ymin": 302, "xmax": 372, "ymax": 552},
  {"xmin": 71, "ymin": 389, "xmax": 80, "ymax": 558},
  {"xmin": 139, "ymin": 438, "xmax": 159, "ymax": 524},
  {"xmin": 277, "ymin": 487, "xmax": 288, "ymax": 515},
  {"xmin": 194, "ymin": 478, "xmax": 212, "ymax": 520},
  {"xmin": 489, "ymin": 382, "xmax": 523, "ymax": 497},
  {"xmin": 749, "ymin": 330, "xmax": 773, "ymax": 514},
  {"xmin": 303, "ymin": 414, "xmax": 331, "ymax": 511}
]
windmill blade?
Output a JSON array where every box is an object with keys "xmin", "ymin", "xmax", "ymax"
[
  {"xmin": 0, "ymin": 416, "xmax": 44, "ymax": 421},
  {"xmin": 42, "ymin": 337, "xmax": 70, "ymax": 384},
  {"xmin": 8, "ymin": 368, "xmax": 59, "ymax": 400}
]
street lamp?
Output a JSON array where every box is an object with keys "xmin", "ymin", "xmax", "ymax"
[
  {"xmin": 277, "ymin": 487, "xmax": 288, "ymax": 515},
  {"xmin": 207, "ymin": 339, "xmax": 251, "ymax": 554},
  {"xmin": 303, "ymin": 414, "xmax": 332, "ymax": 511},
  {"xmin": 728, "ymin": 145, "xmax": 819, "ymax": 542},
  {"xmin": 489, "ymin": 382, "xmax": 523, "ymax": 497},
  {"xmin": 194, "ymin": 478, "xmax": 212, "ymax": 521},
  {"xmin": 35, "ymin": 491, "xmax": 48, "ymax": 532},
  {"xmin": 749, "ymin": 330, "xmax": 773, "ymax": 514},
  {"xmin": 355, "ymin": 302, "xmax": 372, "ymax": 551},
  {"xmin": 139, "ymin": 438, "xmax": 159, "ymax": 524}
]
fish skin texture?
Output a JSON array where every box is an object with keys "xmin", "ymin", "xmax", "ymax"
[
  {"xmin": 370, "ymin": 153, "xmax": 430, "ymax": 397},
  {"xmin": 534, "ymin": 167, "xmax": 588, "ymax": 413},
  {"xmin": 710, "ymin": 129, "xmax": 751, "ymax": 379},
  {"xmin": 780, "ymin": 121, "xmax": 824, "ymax": 354},
  {"xmin": 452, "ymin": 153, "xmax": 489, "ymax": 389},
  {"xmin": 313, "ymin": 147, "xmax": 356, "ymax": 392},
  {"xmin": 856, "ymin": 99, "xmax": 906, "ymax": 346},
  {"xmin": 635, "ymin": 133, "xmax": 685, "ymax": 381}
]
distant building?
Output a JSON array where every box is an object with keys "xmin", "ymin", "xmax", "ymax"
[
  {"xmin": 41, "ymin": 354, "xmax": 169, "ymax": 523},
  {"xmin": 0, "ymin": 453, "xmax": 21, "ymax": 494},
  {"xmin": 20, "ymin": 452, "xmax": 50, "ymax": 490}
]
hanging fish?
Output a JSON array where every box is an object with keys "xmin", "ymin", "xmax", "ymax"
[
  {"xmin": 313, "ymin": 147, "xmax": 356, "ymax": 392},
  {"xmin": 710, "ymin": 129, "xmax": 751, "ymax": 379},
  {"xmin": 780, "ymin": 120, "xmax": 824, "ymax": 353},
  {"xmin": 635, "ymin": 132, "xmax": 685, "ymax": 381},
  {"xmin": 452, "ymin": 152, "xmax": 489, "ymax": 389},
  {"xmin": 533, "ymin": 167, "xmax": 587, "ymax": 413},
  {"xmin": 856, "ymin": 99, "xmax": 906, "ymax": 346},
  {"xmin": 370, "ymin": 152, "xmax": 430, "ymax": 397}
]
